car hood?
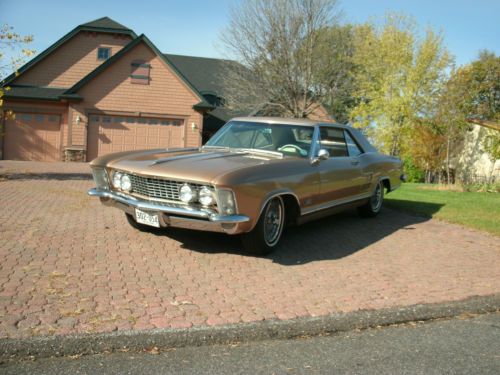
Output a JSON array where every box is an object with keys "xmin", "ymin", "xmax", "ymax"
[{"xmin": 103, "ymin": 148, "xmax": 280, "ymax": 184}]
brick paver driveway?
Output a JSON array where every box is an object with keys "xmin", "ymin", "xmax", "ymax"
[{"xmin": 0, "ymin": 161, "xmax": 499, "ymax": 339}]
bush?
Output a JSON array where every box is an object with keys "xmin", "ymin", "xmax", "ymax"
[{"xmin": 403, "ymin": 157, "xmax": 425, "ymax": 182}]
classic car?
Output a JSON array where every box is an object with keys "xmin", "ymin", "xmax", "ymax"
[{"xmin": 88, "ymin": 117, "xmax": 404, "ymax": 255}]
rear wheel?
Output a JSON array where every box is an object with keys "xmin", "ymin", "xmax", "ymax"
[
  {"xmin": 357, "ymin": 180, "xmax": 384, "ymax": 217},
  {"xmin": 241, "ymin": 197, "xmax": 285, "ymax": 256}
]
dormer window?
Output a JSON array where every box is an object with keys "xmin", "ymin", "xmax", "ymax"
[
  {"xmin": 97, "ymin": 47, "xmax": 110, "ymax": 61},
  {"xmin": 131, "ymin": 60, "xmax": 151, "ymax": 85}
]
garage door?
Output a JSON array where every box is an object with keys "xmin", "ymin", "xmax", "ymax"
[
  {"xmin": 87, "ymin": 115, "xmax": 185, "ymax": 160},
  {"xmin": 3, "ymin": 112, "xmax": 62, "ymax": 161}
]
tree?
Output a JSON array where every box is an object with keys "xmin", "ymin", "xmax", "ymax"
[
  {"xmin": 220, "ymin": 0, "xmax": 342, "ymax": 118},
  {"xmin": 0, "ymin": 24, "xmax": 35, "ymax": 118},
  {"xmin": 314, "ymin": 24, "xmax": 358, "ymax": 123},
  {"xmin": 349, "ymin": 14, "xmax": 452, "ymax": 156},
  {"xmin": 407, "ymin": 119, "xmax": 446, "ymax": 183},
  {"xmin": 435, "ymin": 51, "xmax": 499, "ymax": 184}
]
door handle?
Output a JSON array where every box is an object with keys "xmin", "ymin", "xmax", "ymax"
[{"xmin": 351, "ymin": 160, "xmax": 359, "ymax": 166}]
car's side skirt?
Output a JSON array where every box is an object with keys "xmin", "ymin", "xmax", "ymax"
[
  {"xmin": 301, "ymin": 193, "xmax": 372, "ymax": 216},
  {"xmin": 298, "ymin": 196, "xmax": 370, "ymax": 226}
]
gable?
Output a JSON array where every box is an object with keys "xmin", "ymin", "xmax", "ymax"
[
  {"xmin": 75, "ymin": 41, "xmax": 201, "ymax": 114},
  {"xmin": 13, "ymin": 31, "xmax": 132, "ymax": 88}
]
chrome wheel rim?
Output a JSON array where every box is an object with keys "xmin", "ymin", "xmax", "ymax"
[
  {"xmin": 264, "ymin": 198, "xmax": 284, "ymax": 246},
  {"xmin": 370, "ymin": 182, "xmax": 383, "ymax": 212}
]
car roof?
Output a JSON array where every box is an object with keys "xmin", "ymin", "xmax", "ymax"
[{"xmin": 230, "ymin": 116, "xmax": 348, "ymax": 128}]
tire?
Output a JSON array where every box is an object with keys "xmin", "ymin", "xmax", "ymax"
[
  {"xmin": 241, "ymin": 197, "xmax": 285, "ymax": 256},
  {"xmin": 357, "ymin": 180, "xmax": 384, "ymax": 218},
  {"xmin": 125, "ymin": 213, "xmax": 160, "ymax": 232}
]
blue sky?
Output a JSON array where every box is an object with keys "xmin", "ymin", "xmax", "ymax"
[{"xmin": 1, "ymin": 0, "xmax": 499, "ymax": 70}]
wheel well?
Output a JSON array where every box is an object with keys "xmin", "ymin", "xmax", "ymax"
[
  {"xmin": 280, "ymin": 194, "xmax": 300, "ymax": 227},
  {"xmin": 381, "ymin": 178, "xmax": 391, "ymax": 192}
]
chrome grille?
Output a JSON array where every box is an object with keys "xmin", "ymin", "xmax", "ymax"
[{"xmin": 128, "ymin": 175, "xmax": 202, "ymax": 201}]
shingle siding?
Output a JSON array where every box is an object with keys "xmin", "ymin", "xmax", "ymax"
[
  {"xmin": 70, "ymin": 41, "xmax": 203, "ymax": 158},
  {"xmin": 13, "ymin": 32, "xmax": 132, "ymax": 88}
]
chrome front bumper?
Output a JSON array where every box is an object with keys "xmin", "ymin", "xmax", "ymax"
[{"xmin": 88, "ymin": 188, "xmax": 249, "ymax": 234}]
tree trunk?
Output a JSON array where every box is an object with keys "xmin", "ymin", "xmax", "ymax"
[{"xmin": 445, "ymin": 133, "xmax": 451, "ymax": 185}]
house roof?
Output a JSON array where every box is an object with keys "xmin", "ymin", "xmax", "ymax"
[
  {"xmin": 164, "ymin": 54, "xmax": 238, "ymax": 97},
  {"xmin": 207, "ymin": 107, "xmax": 248, "ymax": 122},
  {"xmin": 468, "ymin": 119, "xmax": 500, "ymax": 131},
  {"xmin": 2, "ymin": 86, "xmax": 68, "ymax": 101},
  {"xmin": 1, "ymin": 17, "xmax": 136, "ymax": 87},
  {"xmin": 80, "ymin": 17, "xmax": 132, "ymax": 31}
]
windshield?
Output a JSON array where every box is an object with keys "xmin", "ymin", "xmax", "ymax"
[{"xmin": 204, "ymin": 121, "xmax": 315, "ymax": 158}]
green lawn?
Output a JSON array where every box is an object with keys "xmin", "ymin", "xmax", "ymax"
[{"xmin": 385, "ymin": 183, "xmax": 500, "ymax": 236}]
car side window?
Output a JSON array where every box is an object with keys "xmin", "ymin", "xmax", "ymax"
[
  {"xmin": 344, "ymin": 130, "xmax": 363, "ymax": 157},
  {"xmin": 319, "ymin": 127, "xmax": 348, "ymax": 157}
]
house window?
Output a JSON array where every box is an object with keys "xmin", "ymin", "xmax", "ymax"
[
  {"xmin": 131, "ymin": 60, "xmax": 150, "ymax": 84},
  {"xmin": 97, "ymin": 47, "xmax": 110, "ymax": 61}
]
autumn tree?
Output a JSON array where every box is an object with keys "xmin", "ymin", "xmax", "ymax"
[
  {"xmin": 219, "ymin": 0, "xmax": 344, "ymax": 118},
  {"xmin": 349, "ymin": 14, "xmax": 451, "ymax": 156},
  {"xmin": 0, "ymin": 24, "xmax": 35, "ymax": 118},
  {"xmin": 436, "ymin": 50, "xmax": 499, "ymax": 183},
  {"xmin": 407, "ymin": 119, "xmax": 446, "ymax": 183}
]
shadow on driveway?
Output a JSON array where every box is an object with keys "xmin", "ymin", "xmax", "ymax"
[{"xmin": 152, "ymin": 202, "xmax": 444, "ymax": 265}]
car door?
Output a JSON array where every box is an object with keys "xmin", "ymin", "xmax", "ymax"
[{"xmin": 315, "ymin": 126, "xmax": 366, "ymax": 206}]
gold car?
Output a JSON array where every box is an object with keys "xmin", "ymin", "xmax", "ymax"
[{"xmin": 89, "ymin": 117, "xmax": 404, "ymax": 255}]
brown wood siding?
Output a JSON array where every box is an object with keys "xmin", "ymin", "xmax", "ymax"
[
  {"xmin": 13, "ymin": 32, "xmax": 132, "ymax": 87},
  {"xmin": 69, "ymin": 42, "xmax": 203, "ymax": 159}
]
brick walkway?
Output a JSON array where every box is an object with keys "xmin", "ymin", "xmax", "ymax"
[{"xmin": 0, "ymin": 162, "xmax": 499, "ymax": 339}]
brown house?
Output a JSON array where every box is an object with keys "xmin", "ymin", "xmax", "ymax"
[{"xmin": 1, "ymin": 17, "xmax": 331, "ymax": 162}]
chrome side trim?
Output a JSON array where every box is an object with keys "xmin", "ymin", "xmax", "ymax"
[
  {"xmin": 301, "ymin": 193, "xmax": 372, "ymax": 216},
  {"xmin": 88, "ymin": 188, "xmax": 249, "ymax": 224}
]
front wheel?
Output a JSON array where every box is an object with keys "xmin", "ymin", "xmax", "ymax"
[
  {"xmin": 241, "ymin": 197, "xmax": 285, "ymax": 256},
  {"xmin": 357, "ymin": 180, "xmax": 384, "ymax": 217}
]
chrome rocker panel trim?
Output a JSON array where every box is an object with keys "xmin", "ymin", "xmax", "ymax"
[{"xmin": 88, "ymin": 188, "xmax": 249, "ymax": 234}]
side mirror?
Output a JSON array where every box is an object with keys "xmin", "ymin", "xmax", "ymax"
[
  {"xmin": 318, "ymin": 149, "xmax": 330, "ymax": 160},
  {"xmin": 311, "ymin": 149, "xmax": 330, "ymax": 165}
]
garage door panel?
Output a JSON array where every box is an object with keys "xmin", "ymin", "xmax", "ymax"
[
  {"xmin": 4, "ymin": 113, "xmax": 61, "ymax": 161},
  {"xmin": 86, "ymin": 115, "xmax": 186, "ymax": 160}
]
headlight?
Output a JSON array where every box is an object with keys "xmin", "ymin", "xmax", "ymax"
[
  {"xmin": 91, "ymin": 168, "xmax": 109, "ymax": 190},
  {"xmin": 199, "ymin": 186, "xmax": 214, "ymax": 206},
  {"xmin": 112, "ymin": 172, "xmax": 122, "ymax": 189},
  {"xmin": 179, "ymin": 184, "xmax": 196, "ymax": 203},
  {"xmin": 216, "ymin": 189, "xmax": 236, "ymax": 215},
  {"xmin": 120, "ymin": 174, "xmax": 131, "ymax": 191}
]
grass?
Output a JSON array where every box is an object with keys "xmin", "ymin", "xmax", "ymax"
[{"xmin": 385, "ymin": 183, "xmax": 500, "ymax": 236}]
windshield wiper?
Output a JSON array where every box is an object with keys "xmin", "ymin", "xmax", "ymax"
[
  {"xmin": 201, "ymin": 145, "xmax": 232, "ymax": 151},
  {"xmin": 236, "ymin": 148, "xmax": 283, "ymax": 158}
]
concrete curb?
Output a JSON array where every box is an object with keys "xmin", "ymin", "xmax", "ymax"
[{"xmin": 1, "ymin": 294, "xmax": 499, "ymax": 360}]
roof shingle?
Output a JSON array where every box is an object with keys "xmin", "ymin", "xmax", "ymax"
[
  {"xmin": 3, "ymin": 86, "xmax": 68, "ymax": 101},
  {"xmin": 80, "ymin": 17, "xmax": 131, "ymax": 31},
  {"xmin": 164, "ymin": 54, "xmax": 239, "ymax": 97}
]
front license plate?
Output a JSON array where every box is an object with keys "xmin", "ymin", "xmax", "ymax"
[{"xmin": 135, "ymin": 209, "xmax": 160, "ymax": 228}]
